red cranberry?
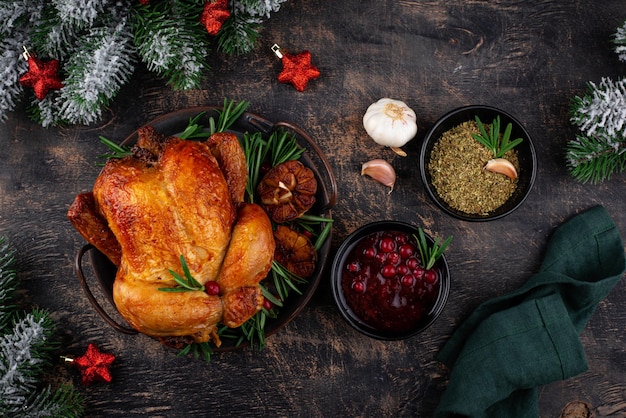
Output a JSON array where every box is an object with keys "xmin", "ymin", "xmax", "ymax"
[
  {"xmin": 399, "ymin": 244, "xmax": 416, "ymax": 259},
  {"xmin": 387, "ymin": 252, "xmax": 400, "ymax": 265},
  {"xmin": 205, "ymin": 281, "xmax": 220, "ymax": 296},
  {"xmin": 401, "ymin": 274, "xmax": 415, "ymax": 287},
  {"xmin": 406, "ymin": 257, "xmax": 419, "ymax": 270},
  {"xmin": 347, "ymin": 261, "xmax": 360, "ymax": 273},
  {"xmin": 351, "ymin": 280, "xmax": 366, "ymax": 293},
  {"xmin": 413, "ymin": 266, "xmax": 425, "ymax": 279},
  {"xmin": 424, "ymin": 270, "xmax": 437, "ymax": 284},
  {"xmin": 380, "ymin": 264, "xmax": 396, "ymax": 278},
  {"xmin": 395, "ymin": 234, "xmax": 408, "ymax": 245},
  {"xmin": 363, "ymin": 247, "xmax": 376, "ymax": 258},
  {"xmin": 396, "ymin": 263, "xmax": 410, "ymax": 276},
  {"xmin": 379, "ymin": 237, "xmax": 396, "ymax": 253},
  {"xmin": 375, "ymin": 252, "xmax": 387, "ymax": 264},
  {"xmin": 263, "ymin": 298, "xmax": 273, "ymax": 310}
]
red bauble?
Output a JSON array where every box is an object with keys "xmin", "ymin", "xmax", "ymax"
[
  {"xmin": 277, "ymin": 50, "xmax": 321, "ymax": 92},
  {"xmin": 200, "ymin": 0, "xmax": 230, "ymax": 36},
  {"xmin": 72, "ymin": 343, "xmax": 116, "ymax": 386},
  {"xmin": 19, "ymin": 54, "xmax": 64, "ymax": 100}
]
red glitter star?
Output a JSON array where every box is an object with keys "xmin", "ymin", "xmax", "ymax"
[
  {"xmin": 277, "ymin": 50, "xmax": 321, "ymax": 92},
  {"xmin": 19, "ymin": 53, "xmax": 64, "ymax": 101},
  {"xmin": 72, "ymin": 343, "xmax": 115, "ymax": 386},
  {"xmin": 200, "ymin": 0, "xmax": 231, "ymax": 36}
]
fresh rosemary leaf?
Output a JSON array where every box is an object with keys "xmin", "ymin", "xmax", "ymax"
[
  {"xmin": 261, "ymin": 284, "xmax": 283, "ymax": 307},
  {"xmin": 314, "ymin": 221, "xmax": 333, "ymax": 252},
  {"xmin": 97, "ymin": 136, "xmax": 131, "ymax": 164},
  {"xmin": 415, "ymin": 228, "xmax": 453, "ymax": 271},
  {"xmin": 214, "ymin": 98, "xmax": 249, "ymax": 134},
  {"xmin": 270, "ymin": 130, "xmax": 305, "ymax": 166},
  {"xmin": 158, "ymin": 255, "xmax": 205, "ymax": 292},
  {"xmin": 240, "ymin": 128, "xmax": 305, "ymax": 203},
  {"xmin": 178, "ymin": 112, "xmax": 210, "ymax": 139},
  {"xmin": 472, "ymin": 115, "xmax": 523, "ymax": 159}
]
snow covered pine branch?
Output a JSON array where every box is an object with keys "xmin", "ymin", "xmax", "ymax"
[
  {"xmin": 0, "ymin": 0, "xmax": 287, "ymax": 127},
  {"xmin": 0, "ymin": 237, "xmax": 84, "ymax": 416},
  {"xmin": 565, "ymin": 20, "xmax": 626, "ymax": 183}
]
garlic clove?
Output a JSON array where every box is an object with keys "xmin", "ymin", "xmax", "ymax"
[
  {"xmin": 484, "ymin": 158, "xmax": 518, "ymax": 179},
  {"xmin": 361, "ymin": 159, "xmax": 396, "ymax": 193}
]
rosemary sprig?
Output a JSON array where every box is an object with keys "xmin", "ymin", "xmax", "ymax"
[
  {"xmin": 158, "ymin": 255, "xmax": 205, "ymax": 292},
  {"xmin": 97, "ymin": 136, "xmax": 131, "ymax": 164},
  {"xmin": 294, "ymin": 214, "xmax": 334, "ymax": 251},
  {"xmin": 179, "ymin": 342, "xmax": 214, "ymax": 363},
  {"xmin": 241, "ymin": 128, "xmax": 305, "ymax": 203},
  {"xmin": 214, "ymin": 98, "xmax": 249, "ymax": 134},
  {"xmin": 97, "ymin": 98, "xmax": 249, "ymax": 162},
  {"xmin": 178, "ymin": 111, "xmax": 210, "ymax": 140},
  {"xmin": 173, "ymin": 99, "xmax": 251, "ymax": 140},
  {"xmin": 414, "ymin": 228, "xmax": 453, "ymax": 270},
  {"xmin": 271, "ymin": 260, "xmax": 307, "ymax": 300},
  {"xmin": 270, "ymin": 129, "xmax": 306, "ymax": 166},
  {"xmin": 472, "ymin": 115, "xmax": 523, "ymax": 159}
]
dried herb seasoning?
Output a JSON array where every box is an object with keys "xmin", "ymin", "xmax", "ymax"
[{"xmin": 428, "ymin": 120, "xmax": 520, "ymax": 215}]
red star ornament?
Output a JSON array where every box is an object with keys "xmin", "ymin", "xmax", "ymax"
[
  {"xmin": 19, "ymin": 50, "xmax": 64, "ymax": 101},
  {"xmin": 200, "ymin": 0, "xmax": 230, "ymax": 36},
  {"xmin": 274, "ymin": 45, "xmax": 321, "ymax": 92},
  {"xmin": 71, "ymin": 343, "xmax": 116, "ymax": 386}
]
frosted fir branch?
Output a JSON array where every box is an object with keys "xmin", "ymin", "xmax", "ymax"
[
  {"xmin": 132, "ymin": 5, "xmax": 207, "ymax": 90},
  {"xmin": 614, "ymin": 20, "xmax": 626, "ymax": 62},
  {"xmin": 217, "ymin": 14, "xmax": 262, "ymax": 55},
  {"xmin": 570, "ymin": 77, "xmax": 626, "ymax": 139},
  {"xmin": 0, "ymin": 312, "xmax": 52, "ymax": 406},
  {"xmin": 566, "ymin": 133, "xmax": 626, "ymax": 183},
  {"xmin": 0, "ymin": 239, "xmax": 84, "ymax": 416},
  {"xmin": 0, "ymin": 36, "xmax": 29, "ymax": 123},
  {"xmin": 59, "ymin": 19, "xmax": 136, "ymax": 125},
  {"xmin": 30, "ymin": 93, "xmax": 66, "ymax": 128},
  {"xmin": 0, "ymin": 0, "xmax": 43, "ymax": 36},
  {"xmin": 31, "ymin": 4, "xmax": 85, "ymax": 59},
  {"xmin": 51, "ymin": 0, "xmax": 108, "ymax": 28},
  {"xmin": 11, "ymin": 384, "xmax": 84, "ymax": 418},
  {"xmin": 170, "ymin": 41, "xmax": 205, "ymax": 90},
  {"xmin": 232, "ymin": 0, "xmax": 287, "ymax": 19}
]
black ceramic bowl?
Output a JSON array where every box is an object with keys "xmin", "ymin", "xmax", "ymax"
[
  {"xmin": 331, "ymin": 221, "xmax": 450, "ymax": 340},
  {"xmin": 419, "ymin": 105, "xmax": 537, "ymax": 221}
]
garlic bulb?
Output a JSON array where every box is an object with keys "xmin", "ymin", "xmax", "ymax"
[
  {"xmin": 363, "ymin": 98, "xmax": 418, "ymax": 156},
  {"xmin": 361, "ymin": 159, "xmax": 396, "ymax": 193}
]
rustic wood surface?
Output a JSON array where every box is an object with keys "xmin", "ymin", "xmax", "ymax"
[{"xmin": 1, "ymin": 0, "xmax": 625, "ymax": 416}]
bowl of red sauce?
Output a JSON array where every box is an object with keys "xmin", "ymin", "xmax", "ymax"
[{"xmin": 331, "ymin": 221, "xmax": 450, "ymax": 340}]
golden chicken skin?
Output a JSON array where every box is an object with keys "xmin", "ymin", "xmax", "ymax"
[{"xmin": 68, "ymin": 127, "xmax": 275, "ymax": 346}]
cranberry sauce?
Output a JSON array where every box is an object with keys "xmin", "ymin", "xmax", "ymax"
[{"xmin": 340, "ymin": 230, "xmax": 440, "ymax": 333}]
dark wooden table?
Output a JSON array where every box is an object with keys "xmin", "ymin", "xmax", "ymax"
[{"xmin": 1, "ymin": 1, "xmax": 625, "ymax": 416}]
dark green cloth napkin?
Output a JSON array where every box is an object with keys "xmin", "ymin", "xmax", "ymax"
[{"xmin": 434, "ymin": 205, "xmax": 626, "ymax": 418}]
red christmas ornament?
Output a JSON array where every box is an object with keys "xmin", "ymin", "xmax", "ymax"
[
  {"xmin": 200, "ymin": 0, "xmax": 231, "ymax": 36},
  {"xmin": 64, "ymin": 343, "xmax": 116, "ymax": 386},
  {"xmin": 19, "ymin": 48, "xmax": 64, "ymax": 101},
  {"xmin": 272, "ymin": 44, "xmax": 321, "ymax": 92}
]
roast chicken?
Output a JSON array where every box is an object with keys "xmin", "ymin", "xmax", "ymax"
[{"xmin": 68, "ymin": 127, "xmax": 275, "ymax": 346}]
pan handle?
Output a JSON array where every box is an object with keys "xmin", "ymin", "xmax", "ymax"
[{"xmin": 75, "ymin": 244, "xmax": 138, "ymax": 335}]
